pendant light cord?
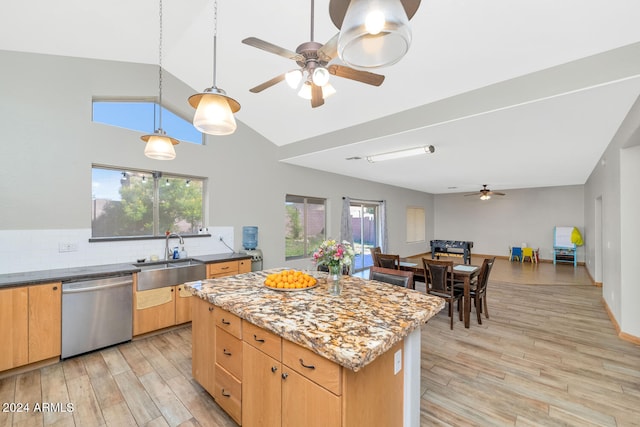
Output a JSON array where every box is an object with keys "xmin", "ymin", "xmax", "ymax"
[
  {"xmin": 158, "ymin": 0, "xmax": 164, "ymax": 132},
  {"xmin": 212, "ymin": 0, "xmax": 218, "ymax": 88}
]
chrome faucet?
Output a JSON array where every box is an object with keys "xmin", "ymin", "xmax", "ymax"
[{"xmin": 165, "ymin": 233, "xmax": 184, "ymax": 260}]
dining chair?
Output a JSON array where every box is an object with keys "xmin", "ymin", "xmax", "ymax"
[
  {"xmin": 422, "ymin": 258, "xmax": 463, "ymax": 329},
  {"xmin": 369, "ymin": 266, "xmax": 414, "ymax": 289},
  {"xmin": 377, "ymin": 253, "xmax": 400, "ymax": 270},
  {"xmin": 521, "ymin": 247, "xmax": 536, "ymax": 263},
  {"xmin": 509, "ymin": 246, "xmax": 522, "ymax": 262},
  {"xmin": 465, "ymin": 257, "xmax": 495, "ymax": 324},
  {"xmin": 369, "ymin": 246, "xmax": 381, "ymax": 269}
]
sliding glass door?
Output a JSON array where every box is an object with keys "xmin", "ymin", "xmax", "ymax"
[{"xmin": 350, "ymin": 202, "xmax": 380, "ymax": 273}]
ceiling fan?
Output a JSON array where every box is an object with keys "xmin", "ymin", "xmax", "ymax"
[
  {"xmin": 464, "ymin": 185, "xmax": 506, "ymax": 200},
  {"xmin": 241, "ymin": 0, "xmax": 385, "ymax": 108}
]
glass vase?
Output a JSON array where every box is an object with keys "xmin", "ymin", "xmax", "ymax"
[{"xmin": 327, "ymin": 263, "xmax": 343, "ymax": 296}]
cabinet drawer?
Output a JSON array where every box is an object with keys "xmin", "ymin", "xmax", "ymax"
[
  {"xmin": 215, "ymin": 365, "xmax": 242, "ymax": 425},
  {"xmin": 216, "ymin": 328, "xmax": 243, "ymax": 380},
  {"xmin": 283, "ymin": 340, "xmax": 341, "ymax": 395},
  {"xmin": 215, "ymin": 309, "xmax": 242, "ymax": 339},
  {"xmin": 207, "ymin": 261, "xmax": 239, "ymax": 278},
  {"xmin": 243, "ymin": 321, "xmax": 282, "ymax": 361}
]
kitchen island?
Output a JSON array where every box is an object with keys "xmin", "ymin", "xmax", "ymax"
[{"xmin": 186, "ymin": 269, "xmax": 445, "ymax": 427}]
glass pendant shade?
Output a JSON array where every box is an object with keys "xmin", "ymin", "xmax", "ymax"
[
  {"xmin": 312, "ymin": 67, "xmax": 330, "ymax": 86},
  {"xmin": 285, "ymin": 69, "xmax": 303, "ymax": 88},
  {"xmin": 298, "ymin": 82, "xmax": 336, "ymax": 100},
  {"xmin": 190, "ymin": 90, "xmax": 239, "ymax": 136},
  {"xmin": 338, "ymin": 0, "xmax": 412, "ymax": 69},
  {"xmin": 142, "ymin": 133, "xmax": 177, "ymax": 160}
]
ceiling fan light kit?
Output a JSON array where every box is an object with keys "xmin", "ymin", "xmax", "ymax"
[
  {"xmin": 330, "ymin": 0, "xmax": 420, "ymax": 69},
  {"xmin": 366, "ymin": 144, "xmax": 434, "ymax": 163},
  {"xmin": 188, "ymin": 0, "xmax": 240, "ymax": 136},
  {"xmin": 465, "ymin": 184, "xmax": 506, "ymax": 200},
  {"xmin": 242, "ymin": 0, "xmax": 385, "ymax": 108}
]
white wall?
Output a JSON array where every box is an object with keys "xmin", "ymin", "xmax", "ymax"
[
  {"xmin": 620, "ymin": 145, "xmax": 640, "ymax": 337},
  {"xmin": 434, "ymin": 186, "xmax": 584, "ymax": 260},
  {"xmin": 584, "ymin": 94, "xmax": 640, "ymax": 338},
  {"xmin": 0, "ymin": 50, "xmax": 433, "ymax": 274}
]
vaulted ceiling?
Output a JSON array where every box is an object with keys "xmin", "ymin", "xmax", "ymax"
[{"xmin": 2, "ymin": 0, "xmax": 640, "ymax": 194}]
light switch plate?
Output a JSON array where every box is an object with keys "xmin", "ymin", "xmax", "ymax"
[{"xmin": 394, "ymin": 349, "xmax": 402, "ymax": 375}]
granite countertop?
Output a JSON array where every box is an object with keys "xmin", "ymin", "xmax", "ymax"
[
  {"xmin": 0, "ymin": 252, "xmax": 252, "ymax": 288},
  {"xmin": 186, "ymin": 269, "xmax": 445, "ymax": 372}
]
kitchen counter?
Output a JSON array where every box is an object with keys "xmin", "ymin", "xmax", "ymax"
[
  {"xmin": 0, "ymin": 252, "xmax": 252, "ymax": 288},
  {"xmin": 186, "ymin": 268, "xmax": 445, "ymax": 372}
]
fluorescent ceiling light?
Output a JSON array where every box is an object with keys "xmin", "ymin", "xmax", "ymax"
[{"xmin": 366, "ymin": 145, "xmax": 434, "ymax": 163}]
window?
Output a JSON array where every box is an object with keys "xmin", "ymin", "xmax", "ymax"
[
  {"xmin": 350, "ymin": 201, "xmax": 381, "ymax": 272},
  {"xmin": 285, "ymin": 195, "xmax": 326, "ymax": 260},
  {"xmin": 406, "ymin": 207, "xmax": 425, "ymax": 243},
  {"xmin": 92, "ymin": 100, "xmax": 203, "ymax": 145},
  {"xmin": 91, "ymin": 166, "xmax": 205, "ymax": 238}
]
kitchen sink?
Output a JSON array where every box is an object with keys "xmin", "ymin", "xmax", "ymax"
[{"xmin": 135, "ymin": 258, "xmax": 206, "ymax": 291}]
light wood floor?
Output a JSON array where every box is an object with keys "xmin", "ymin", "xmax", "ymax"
[{"xmin": 1, "ymin": 259, "xmax": 639, "ymax": 426}]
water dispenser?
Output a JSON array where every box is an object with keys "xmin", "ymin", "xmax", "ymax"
[{"xmin": 242, "ymin": 226, "xmax": 258, "ymax": 250}]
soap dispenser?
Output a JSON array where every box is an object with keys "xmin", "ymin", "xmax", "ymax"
[{"xmin": 179, "ymin": 246, "xmax": 187, "ymax": 259}]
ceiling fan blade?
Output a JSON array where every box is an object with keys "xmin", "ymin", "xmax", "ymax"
[
  {"xmin": 249, "ymin": 74, "xmax": 286, "ymax": 93},
  {"xmin": 491, "ymin": 192, "xmax": 506, "ymax": 196},
  {"xmin": 311, "ymin": 84, "xmax": 324, "ymax": 108},
  {"xmin": 242, "ymin": 37, "xmax": 304, "ymax": 62},
  {"xmin": 317, "ymin": 33, "xmax": 339, "ymax": 62},
  {"xmin": 464, "ymin": 193, "xmax": 481, "ymax": 196},
  {"xmin": 328, "ymin": 65, "xmax": 385, "ymax": 86}
]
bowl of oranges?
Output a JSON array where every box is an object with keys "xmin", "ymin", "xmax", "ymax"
[{"xmin": 264, "ymin": 269, "xmax": 318, "ymax": 291}]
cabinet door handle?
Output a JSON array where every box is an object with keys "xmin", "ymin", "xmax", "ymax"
[
  {"xmin": 299, "ymin": 359, "xmax": 315, "ymax": 370},
  {"xmin": 208, "ymin": 306, "xmax": 214, "ymax": 312},
  {"xmin": 223, "ymin": 349, "xmax": 232, "ymax": 356},
  {"xmin": 53, "ymin": 286, "xmax": 58, "ymax": 291},
  {"xmin": 253, "ymin": 334, "xmax": 265, "ymax": 343},
  {"xmin": 271, "ymin": 366, "xmax": 278, "ymax": 373},
  {"xmin": 281, "ymin": 373, "xmax": 288, "ymax": 380},
  {"xmin": 221, "ymin": 389, "xmax": 231, "ymax": 397},
  {"xmin": 221, "ymin": 319, "xmax": 231, "ymax": 325},
  {"xmin": 171, "ymin": 288, "xmax": 174, "ymax": 292}
]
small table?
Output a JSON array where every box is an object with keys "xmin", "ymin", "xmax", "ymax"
[{"xmin": 400, "ymin": 260, "xmax": 480, "ymax": 328}]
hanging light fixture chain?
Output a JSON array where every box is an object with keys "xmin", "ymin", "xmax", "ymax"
[
  {"xmin": 212, "ymin": 0, "xmax": 218, "ymax": 87},
  {"xmin": 158, "ymin": 0, "xmax": 164, "ymax": 131}
]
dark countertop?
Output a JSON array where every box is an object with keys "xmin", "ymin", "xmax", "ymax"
[{"xmin": 0, "ymin": 252, "xmax": 252, "ymax": 288}]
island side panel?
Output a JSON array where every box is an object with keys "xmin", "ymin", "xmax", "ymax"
[
  {"xmin": 342, "ymin": 340, "xmax": 404, "ymax": 427},
  {"xmin": 404, "ymin": 328, "xmax": 421, "ymax": 427}
]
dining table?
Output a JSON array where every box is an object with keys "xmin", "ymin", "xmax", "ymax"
[{"xmin": 399, "ymin": 258, "xmax": 480, "ymax": 328}]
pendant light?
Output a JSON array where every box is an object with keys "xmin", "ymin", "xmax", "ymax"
[
  {"xmin": 188, "ymin": 0, "xmax": 240, "ymax": 136},
  {"xmin": 141, "ymin": 0, "xmax": 179, "ymax": 160},
  {"xmin": 329, "ymin": 0, "xmax": 421, "ymax": 69}
]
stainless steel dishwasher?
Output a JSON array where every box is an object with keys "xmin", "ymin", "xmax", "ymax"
[{"xmin": 61, "ymin": 274, "xmax": 133, "ymax": 359}]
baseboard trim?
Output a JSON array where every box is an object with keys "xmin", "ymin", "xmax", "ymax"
[{"xmin": 601, "ymin": 297, "xmax": 640, "ymax": 345}]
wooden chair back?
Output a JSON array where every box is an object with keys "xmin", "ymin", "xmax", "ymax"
[
  {"xmin": 422, "ymin": 258, "xmax": 454, "ymax": 297},
  {"xmin": 369, "ymin": 246, "xmax": 381, "ymax": 268},
  {"xmin": 377, "ymin": 253, "xmax": 400, "ymax": 270},
  {"xmin": 369, "ymin": 266, "xmax": 414, "ymax": 289},
  {"xmin": 477, "ymin": 257, "xmax": 496, "ymax": 294}
]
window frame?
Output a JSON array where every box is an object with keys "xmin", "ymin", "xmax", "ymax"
[
  {"xmin": 92, "ymin": 99, "xmax": 204, "ymax": 145},
  {"xmin": 285, "ymin": 194, "xmax": 327, "ymax": 260},
  {"xmin": 90, "ymin": 164, "xmax": 207, "ymax": 241}
]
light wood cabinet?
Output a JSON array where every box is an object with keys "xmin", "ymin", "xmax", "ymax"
[
  {"xmin": 133, "ymin": 284, "xmax": 194, "ymax": 336},
  {"xmin": 0, "ymin": 287, "xmax": 29, "ymax": 371},
  {"xmin": 241, "ymin": 322, "xmax": 341, "ymax": 427},
  {"xmin": 192, "ymin": 296, "xmax": 216, "ymax": 395},
  {"xmin": 0, "ymin": 282, "xmax": 61, "ymax": 372},
  {"xmin": 206, "ymin": 259, "xmax": 252, "ymax": 279},
  {"xmin": 133, "ymin": 285, "xmax": 175, "ymax": 336},
  {"xmin": 242, "ymin": 342, "xmax": 282, "ymax": 427},
  {"xmin": 175, "ymin": 285, "xmax": 192, "ymax": 324},
  {"xmin": 28, "ymin": 283, "xmax": 62, "ymax": 363}
]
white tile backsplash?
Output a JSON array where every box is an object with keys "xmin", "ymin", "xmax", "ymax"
[{"xmin": 0, "ymin": 227, "xmax": 235, "ymax": 274}]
